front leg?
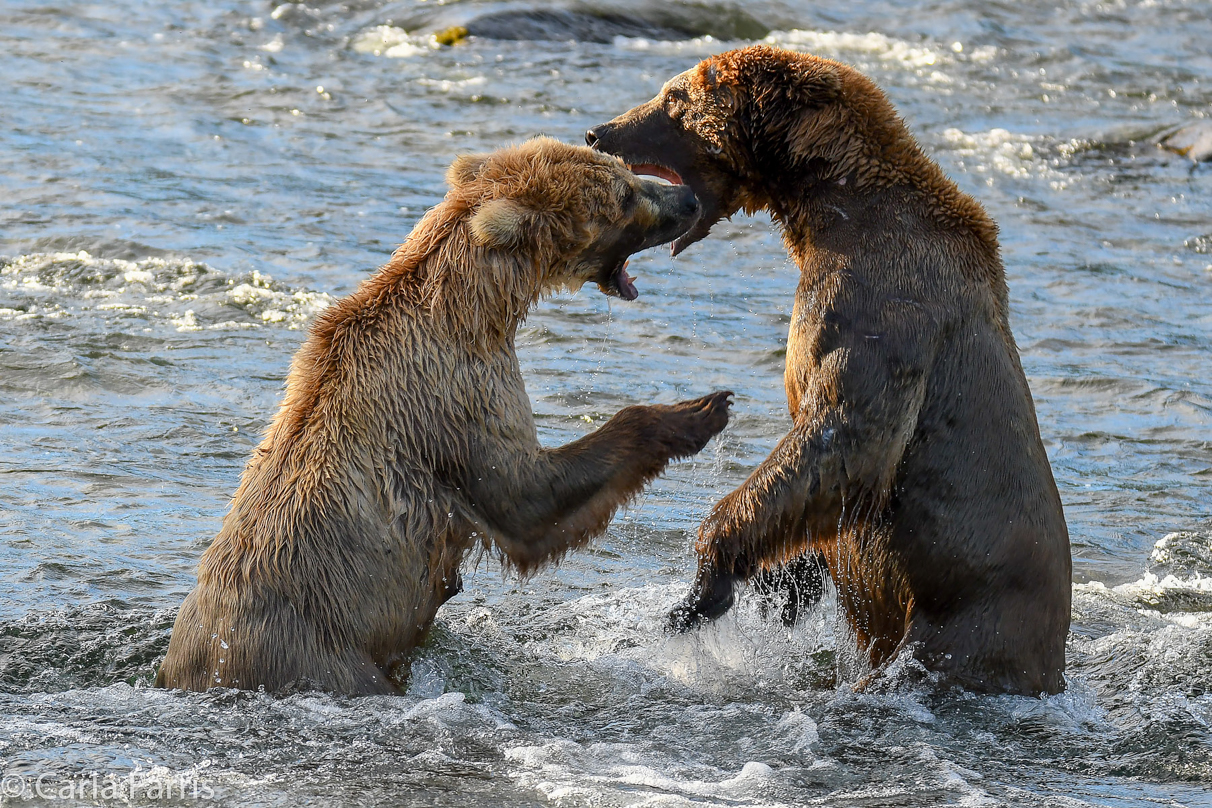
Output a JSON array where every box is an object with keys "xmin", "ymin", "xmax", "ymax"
[
  {"xmin": 464, "ymin": 391, "xmax": 732, "ymax": 571},
  {"xmin": 669, "ymin": 417, "xmax": 844, "ymax": 631},
  {"xmin": 670, "ymin": 312, "xmax": 939, "ymax": 631}
]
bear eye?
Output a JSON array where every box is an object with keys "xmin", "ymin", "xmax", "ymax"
[
  {"xmin": 664, "ymin": 91, "xmax": 686, "ymax": 118},
  {"xmin": 620, "ymin": 185, "xmax": 638, "ymax": 211}
]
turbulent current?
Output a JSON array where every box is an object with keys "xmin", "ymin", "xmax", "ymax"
[{"xmin": 2, "ymin": 0, "xmax": 1211, "ymax": 805}]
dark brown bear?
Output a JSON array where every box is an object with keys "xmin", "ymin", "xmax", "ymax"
[
  {"xmin": 588, "ymin": 46, "xmax": 1071, "ymax": 695},
  {"xmin": 156, "ymin": 138, "xmax": 731, "ymax": 696}
]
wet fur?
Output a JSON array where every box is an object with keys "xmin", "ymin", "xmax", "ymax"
[
  {"xmin": 591, "ymin": 47, "xmax": 1071, "ymax": 695},
  {"xmin": 156, "ymin": 138, "xmax": 730, "ymax": 695}
]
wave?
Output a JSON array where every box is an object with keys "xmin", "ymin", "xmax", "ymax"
[{"xmin": 0, "ymin": 251, "xmax": 332, "ymax": 333}]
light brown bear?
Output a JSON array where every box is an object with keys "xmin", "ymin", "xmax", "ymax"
[
  {"xmin": 588, "ymin": 46, "xmax": 1071, "ymax": 695},
  {"xmin": 156, "ymin": 138, "xmax": 731, "ymax": 696}
]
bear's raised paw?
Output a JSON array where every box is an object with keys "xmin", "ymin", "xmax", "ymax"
[{"xmin": 653, "ymin": 390, "xmax": 733, "ymax": 460}]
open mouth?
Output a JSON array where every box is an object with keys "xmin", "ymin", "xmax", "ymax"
[
  {"xmin": 626, "ymin": 162, "xmax": 706, "ymax": 257},
  {"xmin": 628, "ymin": 163, "xmax": 684, "ymax": 186},
  {"xmin": 598, "ymin": 259, "xmax": 639, "ymax": 301}
]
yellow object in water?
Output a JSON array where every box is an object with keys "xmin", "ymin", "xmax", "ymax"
[{"xmin": 433, "ymin": 26, "xmax": 469, "ymax": 47}]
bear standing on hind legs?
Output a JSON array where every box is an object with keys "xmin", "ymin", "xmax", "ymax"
[
  {"xmin": 156, "ymin": 138, "xmax": 731, "ymax": 696},
  {"xmin": 588, "ymin": 46, "xmax": 1071, "ymax": 695}
]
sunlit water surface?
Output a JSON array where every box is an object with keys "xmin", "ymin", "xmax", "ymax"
[{"xmin": 2, "ymin": 0, "xmax": 1211, "ymax": 805}]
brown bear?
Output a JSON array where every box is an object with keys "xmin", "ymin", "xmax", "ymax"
[
  {"xmin": 155, "ymin": 137, "xmax": 732, "ymax": 696},
  {"xmin": 587, "ymin": 46, "xmax": 1071, "ymax": 695}
]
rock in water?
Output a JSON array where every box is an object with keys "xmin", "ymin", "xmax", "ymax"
[
  {"xmin": 459, "ymin": 6, "xmax": 769, "ymax": 43},
  {"xmin": 466, "ymin": 10, "xmax": 689, "ymax": 42},
  {"xmin": 1160, "ymin": 120, "xmax": 1212, "ymax": 162}
]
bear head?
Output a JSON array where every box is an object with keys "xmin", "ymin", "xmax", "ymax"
[
  {"xmin": 447, "ymin": 137, "xmax": 699, "ymax": 300},
  {"xmin": 586, "ymin": 46, "xmax": 871, "ymax": 256}
]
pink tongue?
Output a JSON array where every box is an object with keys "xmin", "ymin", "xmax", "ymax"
[{"xmin": 616, "ymin": 263, "xmax": 638, "ymax": 300}]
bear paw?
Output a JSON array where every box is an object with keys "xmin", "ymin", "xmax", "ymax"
[
  {"xmin": 654, "ymin": 390, "xmax": 733, "ymax": 460},
  {"xmin": 666, "ymin": 571, "xmax": 740, "ymax": 633}
]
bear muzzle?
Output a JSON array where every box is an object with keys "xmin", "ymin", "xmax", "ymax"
[
  {"xmin": 588, "ymin": 116, "xmax": 723, "ymax": 257},
  {"xmin": 587, "ymin": 180, "xmax": 698, "ymax": 300}
]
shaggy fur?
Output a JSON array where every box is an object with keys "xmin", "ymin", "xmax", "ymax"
[
  {"xmin": 588, "ymin": 46, "xmax": 1071, "ymax": 695},
  {"xmin": 156, "ymin": 138, "xmax": 730, "ymax": 695}
]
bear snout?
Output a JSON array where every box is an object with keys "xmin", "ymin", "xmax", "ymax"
[
  {"xmin": 633, "ymin": 181, "xmax": 701, "ymax": 252},
  {"xmin": 675, "ymin": 184, "xmax": 699, "ymax": 217},
  {"xmin": 646, "ymin": 181, "xmax": 699, "ymax": 222}
]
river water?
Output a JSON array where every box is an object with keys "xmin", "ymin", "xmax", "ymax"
[{"xmin": 2, "ymin": 0, "xmax": 1211, "ymax": 805}]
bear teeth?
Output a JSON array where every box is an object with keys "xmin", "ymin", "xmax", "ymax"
[{"xmin": 613, "ymin": 262, "xmax": 638, "ymax": 300}]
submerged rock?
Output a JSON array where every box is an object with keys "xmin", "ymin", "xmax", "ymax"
[
  {"xmin": 456, "ymin": 3, "xmax": 769, "ymax": 43},
  {"xmin": 462, "ymin": 9, "xmax": 683, "ymax": 41},
  {"xmin": 1159, "ymin": 120, "xmax": 1212, "ymax": 162},
  {"xmin": 466, "ymin": 10, "xmax": 688, "ymax": 42}
]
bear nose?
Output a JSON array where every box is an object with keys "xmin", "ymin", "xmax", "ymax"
[
  {"xmin": 677, "ymin": 185, "xmax": 700, "ymax": 217},
  {"xmin": 585, "ymin": 126, "xmax": 603, "ymax": 149}
]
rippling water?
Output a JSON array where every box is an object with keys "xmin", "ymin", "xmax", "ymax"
[{"xmin": 2, "ymin": 0, "xmax": 1211, "ymax": 805}]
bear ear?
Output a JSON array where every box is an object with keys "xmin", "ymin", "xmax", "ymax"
[
  {"xmin": 702, "ymin": 62, "xmax": 741, "ymax": 109},
  {"xmin": 469, "ymin": 198, "xmax": 533, "ymax": 249},
  {"xmin": 793, "ymin": 65, "xmax": 842, "ymax": 107},
  {"xmin": 447, "ymin": 153, "xmax": 491, "ymax": 188}
]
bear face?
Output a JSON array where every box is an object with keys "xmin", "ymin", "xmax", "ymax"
[
  {"xmin": 448, "ymin": 137, "xmax": 699, "ymax": 299},
  {"xmin": 586, "ymin": 47, "xmax": 852, "ymax": 256}
]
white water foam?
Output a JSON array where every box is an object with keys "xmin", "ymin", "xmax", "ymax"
[
  {"xmin": 0, "ymin": 251, "xmax": 332, "ymax": 332},
  {"xmin": 505, "ymin": 739, "xmax": 789, "ymax": 807},
  {"xmin": 1149, "ymin": 530, "xmax": 1212, "ymax": 573},
  {"xmin": 610, "ymin": 28, "xmax": 988, "ymax": 82},
  {"xmin": 1071, "ymin": 540, "xmax": 1212, "ymax": 734},
  {"xmin": 485, "ymin": 582, "xmax": 837, "ymax": 696},
  {"xmin": 351, "ymin": 25, "xmax": 438, "ymax": 58},
  {"xmin": 933, "ymin": 127, "xmax": 1087, "ymax": 191},
  {"xmin": 611, "ymin": 34, "xmax": 734, "ymax": 58},
  {"xmin": 768, "ymin": 29, "xmax": 949, "ymax": 70},
  {"xmin": 941, "ymin": 128, "xmax": 1040, "ymax": 178}
]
